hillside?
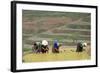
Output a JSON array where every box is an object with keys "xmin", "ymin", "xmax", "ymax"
[{"xmin": 22, "ymin": 10, "xmax": 91, "ymax": 51}]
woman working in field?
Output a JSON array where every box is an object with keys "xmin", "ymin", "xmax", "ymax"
[
  {"xmin": 52, "ymin": 40, "xmax": 61, "ymax": 53},
  {"xmin": 41, "ymin": 40, "xmax": 49, "ymax": 53}
]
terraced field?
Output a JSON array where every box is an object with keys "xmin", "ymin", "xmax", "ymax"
[{"xmin": 22, "ymin": 10, "xmax": 91, "ymax": 62}]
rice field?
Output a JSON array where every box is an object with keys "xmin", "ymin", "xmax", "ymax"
[
  {"xmin": 22, "ymin": 10, "xmax": 91, "ymax": 63},
  {"xmin": 23, "ymin": 47, "xmax": 91, "ymax": 63}
]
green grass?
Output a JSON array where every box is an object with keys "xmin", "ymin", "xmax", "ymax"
[
  {"xmin": 66, "ymin": 24, "xmax": 90, "ymax": 29},
  {"xmin": 38, "ymin": 34, "xmax": 90, "ymax": 40},
  {"xmin": 23, "ymin": 48, "xmax": 32, "ymax": 52},
  {"xmin": 52, "ymin": 29, "xmax": 90, "ymax": 35},
  {"xmin": 82, "ymin": 16, "xmax": 91, "ymax": 22},
  {"xmin": 23, "ymin": 10, "xmax": 91, "ymax": 21}
]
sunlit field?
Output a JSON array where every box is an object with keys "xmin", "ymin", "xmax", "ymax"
[
  {"xmin": 22, "ymin": 10, "xmax": 91, "ymax": 63},
  {"xmin": 23, "ymin": 46, "xmax": 91, "ymax": 63}
]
